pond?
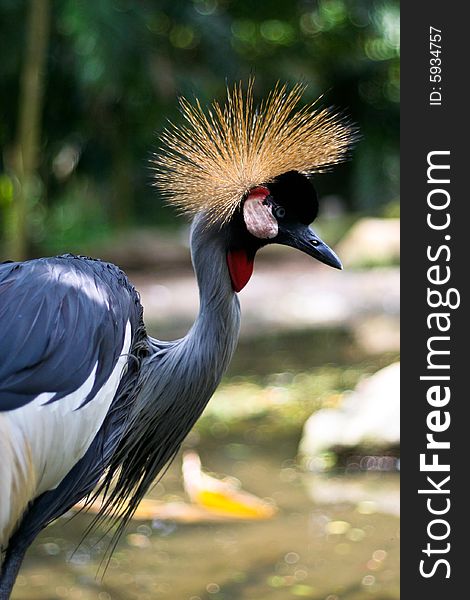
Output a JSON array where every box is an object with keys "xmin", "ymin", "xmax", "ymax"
[{"xmin": 11, "ymin": 326, "xmax": 399, "ymax": 600}]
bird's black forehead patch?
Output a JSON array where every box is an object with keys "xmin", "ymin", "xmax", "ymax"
[{"xmin": 267, "ymin": 171, "xmax": 319, "ymax": 224}]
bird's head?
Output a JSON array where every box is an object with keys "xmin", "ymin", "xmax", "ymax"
[
  {"xmin": 153, "ymin": 80, "xmax": 358, "ymax": 292},
  {"xmin": 224, "ymin": 170, "xmax": 341, "ymax": 292}
]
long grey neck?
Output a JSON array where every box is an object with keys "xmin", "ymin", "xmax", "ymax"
[
  {"xmin": 144, "ymin": 213, "xmax": 241, "ymax": 397},
  {"xmin": 183, "ymin": 214, "xmax": 241, "ymax": 385},
  {"xmin": 96, "ymin": 215, "xmax": 241, "ymax": 523}
]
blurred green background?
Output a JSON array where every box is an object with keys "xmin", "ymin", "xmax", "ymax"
[
  {"xmin": 0, "ymin": 0, "xmax": 398, "ymax": 260},
  {"xmin": 1, "ymin": 2, "xmax": 400, "ymax": 600}
]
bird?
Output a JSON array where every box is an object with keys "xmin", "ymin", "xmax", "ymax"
[
  {"xmin": 182, "ymin": 451, "xmax": 277, "ymax": 520},
  {"xmin": 73, "ymin": 450, "xmax": 277, "ymax": 522},
  {"xmin": 0, "ymin": 80, "xmax": 356, "ymax": 598}
]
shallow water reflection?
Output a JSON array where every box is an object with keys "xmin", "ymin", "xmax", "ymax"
[
  {"xmin": 12, "ymin": 325, "xmax": 399, "ymax": 600},
  {"xmin": 13, "ymin": 438, "xmax": 398, "ymax": 600}
]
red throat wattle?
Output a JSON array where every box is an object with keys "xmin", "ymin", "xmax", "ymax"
[
  {"xmin": 227, "ymin": 249, "xmax": 254, "ymax": 292},
  {"xmin": 227, "ymin": 185, "xmax": 270, "ymax": 292}
]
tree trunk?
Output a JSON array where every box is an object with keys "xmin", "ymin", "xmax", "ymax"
[{"xmin": 5, "ymin": 0, "xmax": 50, "ymax": 260}]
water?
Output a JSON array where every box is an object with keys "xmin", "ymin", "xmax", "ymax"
[
  {"xmin": 13, "ymin": 441, "xmax": 399, "ymax": 600},
  {"xmin": 11, "ymin": 327, "xmax": 399, "ymax": 600}
]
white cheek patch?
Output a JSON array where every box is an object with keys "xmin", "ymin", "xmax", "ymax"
[{"xmin": 243, "ymin": 197, "xmax": 278, "ymax": 239}]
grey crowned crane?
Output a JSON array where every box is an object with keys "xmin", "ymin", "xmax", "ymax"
[{"xmin": 0, "ymin": 82, "xmax": 356, "ymax": 598}]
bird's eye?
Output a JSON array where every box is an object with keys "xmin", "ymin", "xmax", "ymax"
[{"xmin": 274, "ymin": 206, "xmax": 286, "ymax": 219}]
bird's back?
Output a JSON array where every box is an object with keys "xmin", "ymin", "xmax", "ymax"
[
  {"xmin": 0, "ymin": 255, "xmax": 142, "ymax": 408},
  {"xmin": 0, "ymin": 255, "xmax": 148, "ymax": 549}
]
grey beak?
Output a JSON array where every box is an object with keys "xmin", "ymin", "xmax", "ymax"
[{"xmin": 277, "ymin": 224, "xmax": 343, "ymax": 270}]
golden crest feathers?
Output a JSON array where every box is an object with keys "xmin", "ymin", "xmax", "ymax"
[{"xmin": 153, "ymin": 80, "xmax": 357, "ymax": 225}]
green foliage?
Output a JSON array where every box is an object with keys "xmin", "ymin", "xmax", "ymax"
[
  {"xmin": 198, "ymin": 365, "xmax": 359, "ymax": 438},
  {"xmin": 42, "ymin": 178, "xmax": 113, "ymax": 255},
  {"xmin": 196, "ymin": 356, "xmax": 398, "ymax": 439},
  {"xmin": 0, "ymin": 0, "xmax": 399, "ymax": 258},
  {"xmin": 381, "ymin": 198, "xmax": 400, "ymax": 218}
]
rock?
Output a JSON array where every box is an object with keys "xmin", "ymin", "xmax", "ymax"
[
  {"xmin": 336, "ymin": 218, "xmax": 400, "ymax": 267},
  {"xmin": 299, "ymin": 363, "xmax": 400, "ymax": 515},
  {"xmin": 299, "ymin": 362, "xmax": 400, "ymax": 462}
]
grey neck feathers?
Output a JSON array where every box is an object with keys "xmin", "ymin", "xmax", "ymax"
[
  {"xmin": 136, "ymin": 214, "xmax": 240, "ymax": 409},
  {"xmin": 186, "ymin": 213, "xmax": 241, "ymax": 375},
  {"xmin": 90, "ymin": 213, "xmax": 242, "ymax": 539},
  {"xmin": 142, "ymin": 212, "xmax": 241, "ymax": 409}
]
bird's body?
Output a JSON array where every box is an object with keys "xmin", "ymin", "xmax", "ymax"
[
  {"xmin": 0, "ymin": 216, "xmax": 240, "ymax": 594},
  {"xmin": 0, "ymin": 257, "xmax": 134, "ymax": 529},
  {"xmin": 0, "ymin": 255, "xmax": 147, "ymax": 584},
  {"xmin": 0, "ymin": 81, "xmax": 356, "ymax": 598}
]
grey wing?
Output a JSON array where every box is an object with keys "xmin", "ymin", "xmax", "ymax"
[{"xmin": 0, "ymin": 256, "xmax": 142, "ymax": 412}]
